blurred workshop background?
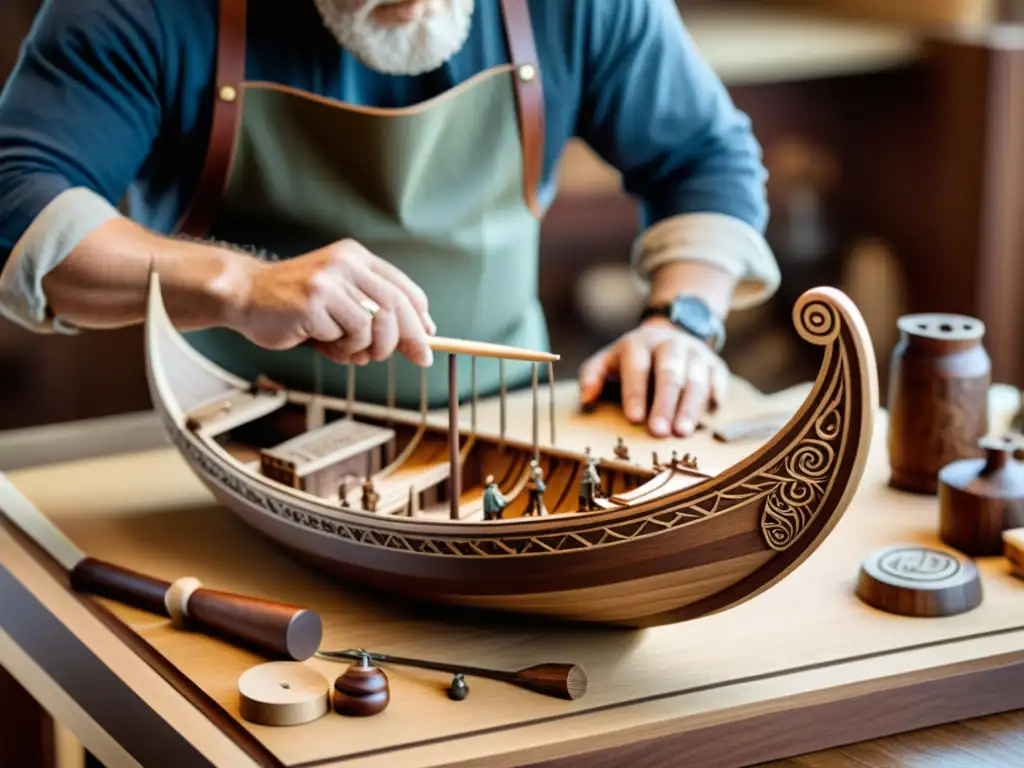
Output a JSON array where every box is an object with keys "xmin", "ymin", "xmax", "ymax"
[{"xmin": 1, "ymin": 0, "xmax": 1022, "ymax": 430}]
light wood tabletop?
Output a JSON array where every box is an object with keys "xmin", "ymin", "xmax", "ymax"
[{"xmin": 1, "ymin": 377, "xmax": 1024, "ymax": 768}]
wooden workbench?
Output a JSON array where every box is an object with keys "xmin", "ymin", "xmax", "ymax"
[{"xmin": 2, "ymin": 378, "xmax": 1024, "ymax": 768}]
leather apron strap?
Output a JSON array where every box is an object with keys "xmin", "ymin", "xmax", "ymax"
[
  {"xmin": 176, "ymin": 0, "xmax": 248, "ymax": 238},
  {"xmin": 176, "ymin": 0, "xmax": 544, "ymax": 237},
  {"xmin": 499, "ymin": 0, "xmax": 545, "ymax": 218}
]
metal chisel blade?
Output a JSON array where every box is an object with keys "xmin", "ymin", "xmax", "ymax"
[{"xmin": 0, "ymin": 471, "xmax": 85, "ymax": 571}]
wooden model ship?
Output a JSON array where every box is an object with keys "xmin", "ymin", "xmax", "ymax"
[{"xmin": 145, "ymin": 274, "xmax": 878, "ymax": 627}]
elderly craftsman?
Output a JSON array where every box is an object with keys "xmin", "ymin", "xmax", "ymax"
[{"xmin": 0, "ymin": 0, "xmax": 779, "ymax": 438}]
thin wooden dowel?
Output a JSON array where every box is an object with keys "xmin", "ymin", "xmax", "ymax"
[
  {"xmin": 387, "ymin": 357, "xmax": 395, "ymax": 424},
  {"xmin": 471, "ymin": 357, "xmax": 478, "ymax": 434},
  {"xmin": 310, "ymin": 353, "xmax": 324, "ymax": 431},
  {"xmin": 427, "ymin": 336, "xmax": 559, "ymax": 363},
  {"xmin": 419, "ymin": 366, "xmax": 427, "ymax": 424},
  {"xmin": 548, "ymin": 361, "xmax": 556, "ymax": 446},
  {"xmin": 448, "ymin": 354, "xmax": 461, "ymax": 521},
  {"xmin": 532, "ymin": 363, "xmax": 539, "ymax": 462},
  {"xmin": 499, "ymin": 359, "xmax": 506, "ymax": 447},
  {"xmin": 346, "ymin": 365, "xmax": 355, "ymax": 420}
]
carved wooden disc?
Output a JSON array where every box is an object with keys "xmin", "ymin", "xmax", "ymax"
[
  {"xmin": 855, "ymin": 545, "xmax": 982, "ymax": 617},
  {"xmin": 238, "ymin": 662, "xmax": 331, "ymax": 727}
]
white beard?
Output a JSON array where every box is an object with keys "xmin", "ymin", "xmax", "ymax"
[{"xmin": 314, "ymin": 0, "xmax": 475, "ymax": 76}]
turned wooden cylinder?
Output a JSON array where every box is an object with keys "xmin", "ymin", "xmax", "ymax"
[
  {"xmin": 332, "ymin": 654, "xmax": 390, "ymax": 716},
  {"xmin": 887, "ymin": 314, "xmax": 990, "ymax": 495},
  {"xmin": 939, "ymin": 436, "xmax": 1024, "ymax": 556}
]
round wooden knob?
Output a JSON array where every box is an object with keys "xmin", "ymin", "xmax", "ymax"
[
  {"xmin": 332, "ymin": 653, "xmax": 390, "ymax": 716},
  {"xmin": 447, "ymin": 673, "xmax": 469, "ymax": 701},
  {"xmin": 855, "ymin": 545, "xmax": 982, "ymax": 617},
  {"xmin": 237, "ymin": 662, "xmax": 330, "ymax": 727},
  {"xmin": 939, "ymin": 435, "xmax": 1024, "ymax": 556}
]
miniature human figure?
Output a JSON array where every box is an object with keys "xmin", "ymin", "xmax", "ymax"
[
  {"xmin": 524, "ymin": 460, "xmax": 548, "ymax": 517},
  {"xmin": 652, "ymin": 451, "xmax": 661, "ymax": 471},
  {"xmin": 482, "ymin": 475, "xmax": 508, "ymax": 521},
  {"xmin": 361, "ymin": 477, "xmax": 380, "ymax": 512},
  {"xmin": 579, "ymin": 451, "xmax": 602, "ymax": 512},
  {"xmin": 338, "ymin": 480, "xmax": 350, "ymax": 508},
  {"xmin": 614, "ymin": 437, "xmax": 629, "ymax": 462}
]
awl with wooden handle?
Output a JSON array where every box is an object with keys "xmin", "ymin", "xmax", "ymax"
[{"xmin": 0, "ymin": 472, "xmax": 322, "ymax": 661}]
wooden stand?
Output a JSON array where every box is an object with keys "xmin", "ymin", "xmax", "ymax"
[{"xmin": 3, "ymin": 383, "xmax": 1024, "ymax": 768}]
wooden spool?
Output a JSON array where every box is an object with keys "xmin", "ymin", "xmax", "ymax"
[
  {"xmin": 332, "ymin": 653, "xmax": 390, "ymax": 716},
  {"xmin": 855, "ymin": 544, "xmax": 982, "ymax": 617},
  {"xmin": 237, "ymin": 662, "xmax": 330, "ymax": 727},
  {"xmin": 939, "ymin": 435, "xmax": 1024, "ymax": 557}
]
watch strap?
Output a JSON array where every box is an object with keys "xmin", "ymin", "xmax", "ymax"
[{"xmin": 641, "ymin": 295, "xmax": 726, "ymax": 353}]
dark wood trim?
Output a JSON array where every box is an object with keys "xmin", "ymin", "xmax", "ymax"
[
  {"xmin": 7, "ymin": 506, "xmax": 1024, "ymax": 767},
  {"xmin": 0, "ymin": 665, "xmax": 55, "ymax": 768},
  {"xmin": 901, "ymin": 31, "xmax": 1024, "ymax": 387},
  {"xmin": 0, "ymin": 563, "xmax": 224, "ymax": 768},
  {"xmin": 0, "ymin": 518, "xmax": 284, "ymax": 768},
  {"xmin": 529, "ymin": 651, "xmax": 1024, "ymax": 768}
]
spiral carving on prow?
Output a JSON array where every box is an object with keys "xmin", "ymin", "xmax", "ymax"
[{"xmin": 793, "ymin": 290, "xmax": 842, "ymax": 346}]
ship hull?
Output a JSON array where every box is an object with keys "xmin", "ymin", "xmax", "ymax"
[{"xmin": 145, "ymin": 274, "xmax": 878, "ymax": 626}]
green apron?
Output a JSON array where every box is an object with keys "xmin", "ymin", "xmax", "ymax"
[{"xmin": 177, "ymin": 0, "xmax": 549, "ymax": 409}]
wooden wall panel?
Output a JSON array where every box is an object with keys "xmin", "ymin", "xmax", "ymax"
[{"xmin": 755, "ymin": 0, "xmax": 998, "ymax": 25}]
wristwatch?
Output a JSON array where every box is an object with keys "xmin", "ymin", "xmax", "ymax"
[{"xmin": 640, "ymin": 294, "xmax": 726, "ymax": 353}]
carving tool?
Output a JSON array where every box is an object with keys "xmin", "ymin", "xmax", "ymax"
[
  {"xmin": 316, "ymin": 648, "xmax": 587, "ymax": 700},
  {"xmin": 0, "ymin": 471, "xmax": 323, "ymax": 661}
]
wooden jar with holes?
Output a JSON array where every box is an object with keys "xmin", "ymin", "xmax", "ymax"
[{"xmin": 887, "ymin": 314, "xmax": 990, "ymax": 495}]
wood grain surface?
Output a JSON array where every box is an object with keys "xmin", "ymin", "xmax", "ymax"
[
  {"xmin": 3, "ymin": 380, "xmax": 1024, "ymax": 767},
  {"xmin": 758, "ymin": 710, "xmax": 1024, "ymax": 767}
]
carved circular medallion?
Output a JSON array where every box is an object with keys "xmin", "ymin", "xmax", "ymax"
[
  {"xmin": 856, "ymin": 544, "xmax": 982, "ymax": 618},
  {"xmin": 876, "ymin": 547, "xmax": 961, "ymax": 583}
]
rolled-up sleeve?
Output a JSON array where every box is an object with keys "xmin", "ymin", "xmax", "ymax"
[
  {"xmin": 575, "ymin": 0, "xmax": 780, "ymax": 308},
  {"xmin": 0, "ymin": 0, "xmax": 164, "ymax": 331}
]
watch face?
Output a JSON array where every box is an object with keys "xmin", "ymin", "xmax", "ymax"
[{"xmin": 670, "ymin": 297, "xmax": 714, "ymax": 337}]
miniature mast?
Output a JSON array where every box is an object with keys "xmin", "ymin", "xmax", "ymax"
[
  {"xmin": 448, "ymin": 353, "xmax": 460, "ymax": 521},
  {"xmin": 431, "ymin": 337, "xmax": 559, "ymax": 521}
]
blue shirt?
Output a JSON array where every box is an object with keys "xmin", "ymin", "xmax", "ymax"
[{"xmin": 0, "ymin": 0, "xmax": 768, "ymax": 269}]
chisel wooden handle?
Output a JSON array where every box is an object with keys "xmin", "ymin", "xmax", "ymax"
[{"xmin": 69, "ymin": 557, "xmax": 322, "ymax": 661}]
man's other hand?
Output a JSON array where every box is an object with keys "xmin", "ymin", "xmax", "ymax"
[{"xmin": 577, "ymin": 317, "xmax": 728, "ymax": 438}]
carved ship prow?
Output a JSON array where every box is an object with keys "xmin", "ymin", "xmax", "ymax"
[{"xmin": 144, "ymin": 273, "xmax": 878, "ymax": 627}]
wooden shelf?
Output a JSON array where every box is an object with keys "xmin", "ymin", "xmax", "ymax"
[
  {"xmin": 555, "ymin": 2, "xmax": 924, "ymax": 195},
  {"xmin": 684, "ymin": 2, "xmax": 923, "ymax": 86}
]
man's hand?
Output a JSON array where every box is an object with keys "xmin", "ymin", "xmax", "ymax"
[
  {"xmin": 225, "ymin": 239, "xmax": 437, "ymax": 367},
  {"xmin": 578, "ymin": 317, "xmax": 729, "ymax": 438},
  {"xmin": 42, "ymin": 220, "xmax": 436, "ymax": 370}
]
